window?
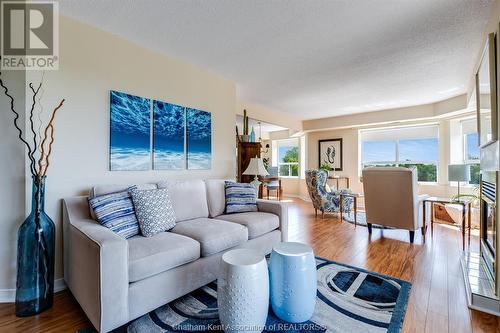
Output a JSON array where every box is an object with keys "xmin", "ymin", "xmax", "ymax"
[
  {"xmin": 275, "ymin": 139, "xmax": 299, "ymax": 177},
  {"xmin": 360, "ymin": 125, "xmax": 439, "ymax": 182},
  {"xmin": 461, "ymin": 119, "xmax": 480, "ymax": 185}
]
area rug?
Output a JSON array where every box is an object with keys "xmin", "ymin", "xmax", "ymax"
[
  {"xmin": 343, "ymin": 212, "xmax": 392, "ymax": 229},
  {"xmin": 77, "ymin": 257, "xmax": 411, "ymax": 333}
]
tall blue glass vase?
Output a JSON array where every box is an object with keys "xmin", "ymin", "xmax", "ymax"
[{"xmin": 15, "ymin": 176, "xmax": 55, "ymax": 317}]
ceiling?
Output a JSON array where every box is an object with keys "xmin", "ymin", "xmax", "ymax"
[
  {"xmin": 236, "ymin": 115, "xmax": 287, "ymax": 140},
  {"xmin": 60, "ymin": 0, "xmax": 493, "ymax": 120}
]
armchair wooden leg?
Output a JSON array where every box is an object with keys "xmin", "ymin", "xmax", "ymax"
[
  {"xmin": 367, "ymin": 223, "xmax": 372, "ymax": 234},
  {"xmin": 409, "ymin": 231, "xmax": 415, "ymax": 244},
  {"xmin": 315, "ymin": 208, "xmax": 318, "ymax": 218},
  {"xmin": 321, "ymin": 210, "xmax": 325, "ymax": 219}
]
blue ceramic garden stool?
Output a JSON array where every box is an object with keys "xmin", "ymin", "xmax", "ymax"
[{"xmin": 269, "ymin": 242, "xmax": 317, "ymax": 323}]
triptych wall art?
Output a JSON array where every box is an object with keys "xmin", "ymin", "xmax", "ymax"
[{"xmin": 110, "ymin": 90, "xmax": 212, "ymax": 171}]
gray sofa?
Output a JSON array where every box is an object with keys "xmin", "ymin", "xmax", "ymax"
[{"xmin": 62, "ymin": 179, "xmax": 288, "ymax": 333}]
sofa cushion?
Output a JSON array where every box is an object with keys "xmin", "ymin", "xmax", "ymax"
[
  {"xmin": 217, "ymin": 212, "xmax": 280, "ymax": 239},
  {"xmin": 128, "ymin": 232, "xmax": 200, "ymax": 282},
  {"xmin": 205, "ymin": 179, "xmax": 231, "ymax": 218},
  {"xmin": 131, "ymin": 188, "xmax": 176, "ymax": 237},
  {"xmin": 157, "ymin": 180, "xmax": 209, "ymax": 222},
  {"xmin": 170, "ymin": 218, "xmax": 248, "ymax": 257}
]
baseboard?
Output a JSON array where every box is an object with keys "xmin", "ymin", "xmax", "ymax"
[{"xmin": 0, "ymin": 278, "xmax": 66, "ymax": 303}]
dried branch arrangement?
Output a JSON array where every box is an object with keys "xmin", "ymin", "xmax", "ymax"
[{"xmin": 0, "ymin": 72, "xmax": 65, "ymax": 180}]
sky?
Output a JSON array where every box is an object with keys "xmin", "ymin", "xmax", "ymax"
[{"xmin": 362, "ymin": 139, "xmax": 439, "ymax": 163}]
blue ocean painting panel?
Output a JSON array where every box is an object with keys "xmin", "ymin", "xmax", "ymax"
[
  {"xmin": 186, "ymin": 108, "xmax": 212, "ymax": 170},
  {"xmin": 153, "ymin": 100, "xmax": 185, "ymax": 170},
  {"xmin": 110, "ymin": 90, "xmax": 151, "ymax": 171}
]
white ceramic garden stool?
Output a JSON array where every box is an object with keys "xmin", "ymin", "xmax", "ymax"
[{"xmin": 217, "ymin": 249, "xmax": 269, "ymax": 333}]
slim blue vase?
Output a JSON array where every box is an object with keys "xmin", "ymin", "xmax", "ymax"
[
  {"xmin": 15, "ymin": 176, "xmax": 55, "ymax": 317},
  {"xmin": 269, "ymin": 242, "xmax": 317, "ymax": 323}
]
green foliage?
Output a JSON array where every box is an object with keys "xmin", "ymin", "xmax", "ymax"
[
  {"xmin": 320, "ymin": 163, "xmax": 332, "ymax": 171},
  {"xmin": 282, "ymin": 146, "xmax": 298, "ymax": 163},
  {"xmin": 399, "ymin": 164, "xmax": 437, "ymax": 182},
  {"xmin": 469, "ymin": 163, "xmax": 480, "ymax": 185}
]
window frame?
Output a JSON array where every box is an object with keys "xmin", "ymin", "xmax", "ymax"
[
  {"xmin": 459, "ymin": 118, "xmax": 480, "ymax": 186},
  {"xmin": 360, "ymin": 126, "xmax": 440, "ymax": 183},
  {"xmin": 463, "ymin": 132, "xmax": 480, "ymax": 186},
  {"xmin": 275, "ymin": 138, "xmax": 299, "ymax": 178}
]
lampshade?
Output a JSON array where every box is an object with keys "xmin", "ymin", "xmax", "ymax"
[
  {"xmin": 243, "ymin": 157, "xmax": 269, "ymax": 176},
  {"xmin": 448, "ymin": 164, "xmax": 471, "ymax": 182}
]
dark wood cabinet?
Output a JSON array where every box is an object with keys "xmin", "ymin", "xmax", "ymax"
[{"xmin": 237, "ymin": 142, "xmax": 261, "ymax": 183}]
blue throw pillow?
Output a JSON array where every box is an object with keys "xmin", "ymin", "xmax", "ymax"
[
  {"xmin": 88, "ymin": 187, "xmax": 140, "ymax": 239},
  {"xmin": 225, "ymin": 181, "xmax": 258, "ymax": 214}
]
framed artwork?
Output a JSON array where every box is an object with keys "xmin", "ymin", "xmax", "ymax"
[
  {"xmin": 186, "ymin": 108, "xmax": 212, "ymax": 169},
  {"xmin": 318, "ymin": 138, "xmax": 343, "ymax": 171},
  {"xmin": 153, "ymin": 100, "xmax": 185, "ymax": 170},
  {"xmin": 109, "ymin": 90, "xmax": 151, "ymax": 171},
  {"xmin": 476, "ymin": 32, "xmax": 498, "ymax": 148}
]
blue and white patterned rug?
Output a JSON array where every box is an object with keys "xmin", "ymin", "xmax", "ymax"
[{"xmin": 78, "ymin": 257, "xmax": 411, "ymax": 333}]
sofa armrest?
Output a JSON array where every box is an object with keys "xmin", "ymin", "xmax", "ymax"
[
  {"xmin": 257, "ymin": 199, "xmax": 289, "ymax": 242},
  {"xmin": 63, "ymin": 197, "xmax": 128, "ymax": 333}
]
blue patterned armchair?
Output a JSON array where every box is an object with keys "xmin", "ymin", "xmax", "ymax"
[{"xmin": 305, "ymin": 169, "xmax": 353, "ymax": 218}]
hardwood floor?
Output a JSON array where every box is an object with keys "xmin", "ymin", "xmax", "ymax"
[{"xmin": 0, "ymin": 197, "xmax": 499, "ymax": 332}]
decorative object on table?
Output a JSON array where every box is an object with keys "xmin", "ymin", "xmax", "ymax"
[
  {"xmin": 362, "ymin": 167, "xmax": 428, "ymax": 243},
  {"xmin": 0, "ymin": 74, "xmax": 65, "ymax": 316},
  {"xmin": 187, "ymin": 107, "xmax": 212, "ymax": 169},
  {"xmin": 235, "ymin": 125, "xmax": 241, "ymax": 143},
  {"xmin": 318, "ymin": 138, "xmax": 343, "ymax": 172},
  {"xmin": 110, "ymin": 90, "xmax": 151, "ymax": 171},
  {"xmin": 224, "ymin": 181, "xmax": 258, "ymax": 214},
  {"xmin": 78, "ymin": 256, "xmax": 411, "ymax": 333},
  {"xmin": 130, "ymin": 188, "xmax": 176, "ymax": 237},
  {"xmin": 240, "ymin": 109, "xmax": 250, "ymax": 142},
  {"xmin": 305, "ymin": 169, "xmax": 353, "ymax": 219},
  {"xmin": 243, "ymin": 157, "xmax": 269, "ymax": 189},
  {"xmin": 476, "ymin": 32, "xmax": 498, "ymax": 147},
  {"xmin": 448, "ymin": 164, "xmax": 471, "ymax": 198},
  {"xmin": 269, "ymin": 242, "xmax": 317, "ymax": 323},
  {"xmin": 153, "ymin": 100, "xmax": 185, "ymax": 170},
  {"xmin": 87, "ymin": 186, "xmax": 140, "ymax": 239},
  {"xmin": 218, "ymin": 249, "xmax": 269, "ymax": 333},
  {"xmin": 250, "ymin": 126, "xmax": 256, "ymax": 142}
]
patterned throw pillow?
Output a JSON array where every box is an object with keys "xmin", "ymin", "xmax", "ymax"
[
  {"xmin": 130, "ymin": 188, "xmax": 176, "ymax": 237},
  {"xmin": 225, "ymin": 181, "xmax": 258, "ymax": 214},
  {"xmin": 88, "ymin": 187, "xmax": 139, "ymax": 239}
]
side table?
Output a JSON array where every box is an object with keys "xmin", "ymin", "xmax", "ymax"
[
  {"xmin": 269, "ymin": 242, "xmax": 317, "ymax": 323},
  {"xmin": 218, "ymin": 249, "xmax": 269, "ymax": 333},
  {"xmin": 422, "ymin": 197, "xmax": 473, "ymax": 251},
  {"xmin": 340, "ymin": 193, "xmax": 362, "ymax": 227}
]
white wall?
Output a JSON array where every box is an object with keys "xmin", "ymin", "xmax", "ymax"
[
  {"xmin": 0, "ymin": 71, "xmax": 26, "ymax": 293},
  {"xmin": 0, "ymin": 16, "xmax": 237, "ymax": 294}
]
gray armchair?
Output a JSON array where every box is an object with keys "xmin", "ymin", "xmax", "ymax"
[{"xmin": 362, "ymin": 167, "xmax": 428, "ymax": 243}]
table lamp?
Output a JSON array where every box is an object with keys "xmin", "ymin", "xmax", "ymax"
[
  {"xmin": 243, "ymin": 157, "xmax": 269, "ymax": 189},
  {"xmin": 448, "ymin": 164, "xmax": 470, "ymax": 199}
]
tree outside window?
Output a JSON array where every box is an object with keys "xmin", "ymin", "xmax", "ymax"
[{"xmin": 277, "ymin": 140, "xmax": 299, "ymax": 177}]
